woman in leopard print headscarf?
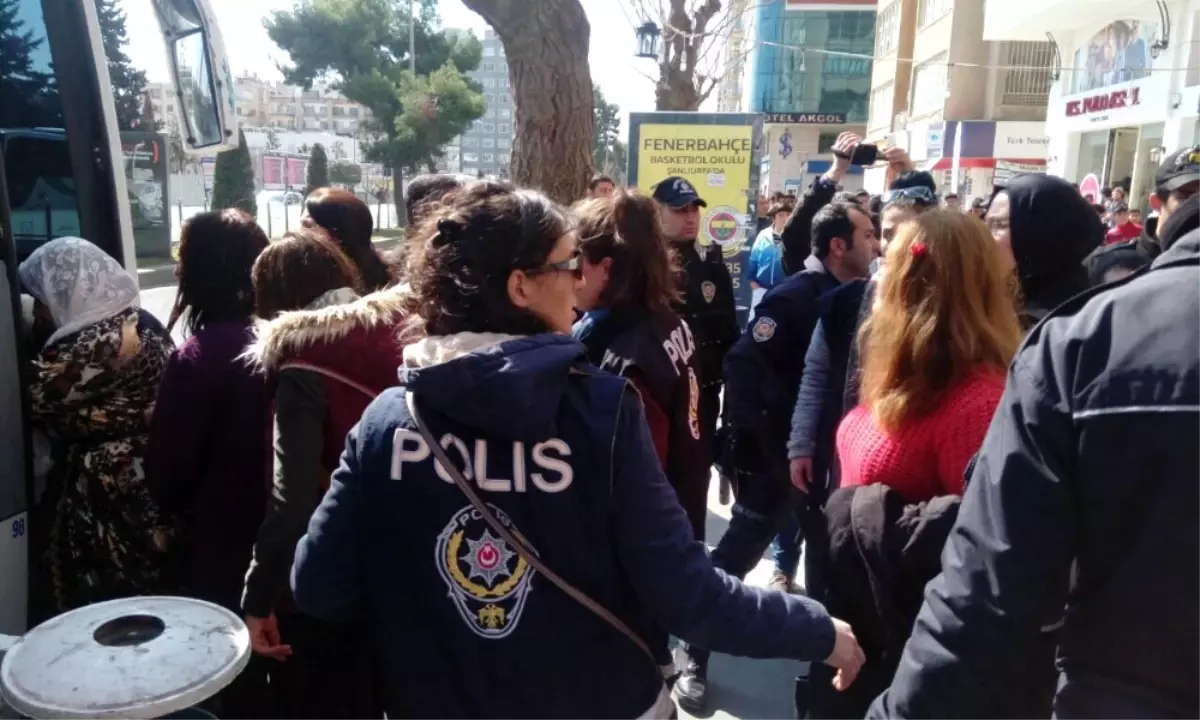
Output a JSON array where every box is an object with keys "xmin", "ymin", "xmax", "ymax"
[{"xmin": 20, "ymin": 237, "xmax": 179, "ymax": 617}]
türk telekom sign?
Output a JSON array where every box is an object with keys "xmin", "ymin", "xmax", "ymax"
[{"xmin": 1066, "ymin": 87, "xmax": 1142, "ymax": 117}]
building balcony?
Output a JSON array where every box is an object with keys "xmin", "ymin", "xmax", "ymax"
[{"xmin": 983, "ymin": 0, "xmax": 1164, "ymax": 40}]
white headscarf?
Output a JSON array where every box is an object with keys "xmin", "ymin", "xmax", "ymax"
[{"xmin": 18, "ymin": 237, "xmax": 140, "ymax": 348}]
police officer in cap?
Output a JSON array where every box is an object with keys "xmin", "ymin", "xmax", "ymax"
[
  {"xmin": 652, "ymin": 176, "xmax": 740, "ymax": 473},
  {"xmin": 1086, "ymin": 144, "xmax": 1200, "ymax": 284}
]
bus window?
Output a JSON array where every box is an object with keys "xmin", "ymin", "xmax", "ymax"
[
  {"xmin": 5, "ymin": 135, "xmax": 81, "ymax": 261},
  {"xmin": 0, "ymin": 0, "xmax": 78, "ymax": 635},
  {"xmin": 0, "ymin": 0, "xmax": 65, "ymax": 130}
]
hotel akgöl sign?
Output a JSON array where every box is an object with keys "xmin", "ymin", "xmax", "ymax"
[
  {"xmin": 628, "ymin": 112, "xmax": 763, "ymax": 321},
  {"xmin": 762, "ymin": 112, "xmax": 848, "ymax": 124}
]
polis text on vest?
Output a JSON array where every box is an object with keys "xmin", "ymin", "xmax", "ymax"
[{"xmin": 391, "ymin": 429, "xmax": 574, "ymax": 493}]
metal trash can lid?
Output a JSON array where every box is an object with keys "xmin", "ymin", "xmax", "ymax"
[{"xmin": 0, "ymin": 596, "xmax": 250, "ymax": 720}]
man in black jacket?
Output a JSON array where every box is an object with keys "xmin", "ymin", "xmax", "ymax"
[
  {"xmin": 869, "ymin": 206, "xmax": 1200, "ymax": 719},
  {"xmin": 779, "ymin": 132, "xmax": 864, "ymax": 274},
  {"xmin": 1085, "ymin": 144, "xmax": 1198, "ymax": 284}
]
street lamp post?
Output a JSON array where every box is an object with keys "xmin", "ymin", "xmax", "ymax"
[
  {"xmin": 409, "ymin": 0, "xmax": 416, "ymax": 73},
  {"xmin": 634, "ymin": 21, "xmax": 661, "ymax": 59}
]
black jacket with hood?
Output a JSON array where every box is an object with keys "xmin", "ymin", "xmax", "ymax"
[
  {"xmin": 1000, "ymin": 174, "xmax": 1103, "ymax": 327},
  {"xmin": 869, "ymin": 222, "xmax": 1200, "ymax": 719}
]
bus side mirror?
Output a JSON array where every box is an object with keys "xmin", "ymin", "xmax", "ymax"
[{"xmin": 152, "ymin": 0, "xmax": 238, "ymax": 154}]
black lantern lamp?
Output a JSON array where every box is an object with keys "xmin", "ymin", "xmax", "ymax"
[{"xmin": 635, "ymin": 21, "xmax": 662, "ymax": 59}]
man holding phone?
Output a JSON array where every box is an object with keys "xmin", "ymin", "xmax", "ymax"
[{"xmin": 779, "ymin": 132, "xmax": 872, "ymax": 274}]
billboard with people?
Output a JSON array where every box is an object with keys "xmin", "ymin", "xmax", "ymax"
[
  {"xmin": 1070, "ymin": 20, "xmax": 1157, "ymax": 95},
  {"xmin": 627, "ymin": 112, "xmax": 763, "ymax": 322},
  {"xmin": 120, "ymin": 132, "xmax": 171, "ymax": 258}
]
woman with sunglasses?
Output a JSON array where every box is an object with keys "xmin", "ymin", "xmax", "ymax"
[
  {"xmin": 287, "ymin": 181, "xmax": 865, "ymax": 719},
  {"xmin": 573, "ymin": 189, "xmax": 708, "ymax": 543}
]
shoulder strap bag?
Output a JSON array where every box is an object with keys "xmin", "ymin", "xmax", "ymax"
[{"xmin": 404, "ymin": 391, "xmax": 658, "ymax": 669}]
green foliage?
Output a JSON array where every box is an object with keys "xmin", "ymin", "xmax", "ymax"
[
  {"xmin": 593, "ymin": 85, "xmax": 620, "ymax": 171},
  {"xmin": 210, "ymin": 129, "xmax": 257, "ymax": 216},
  {"xmin": 305, "ymin": 143, "xmax": 329, "ymax": 195},
  {"xmin": 166, "ymin": 124, "xmax": 188, "ymax": 173},
  {"xmin": 139, "ymin": 92, "xmax": 160, "ymax": 131},
  {"xmin": 265, "ymin": 0, "xmax": 485, "ymax": 173},
  {"xmin": 95, "ymin": 0, "xmax": 148, "ymax": 131},
  {"xmin": 393, "ymin": 63, "xmax": 486, "ymax": 171},
  {"xmin": 592, "ymin": 85, "xmax": 626, "ymax": 183},
  {"xmin": 329, "ymin": 161, "xmax": 362, "ymax": 187},
  {"xmin": 0, "ymin": 0, "xmax": 59, "ymax": 126}
]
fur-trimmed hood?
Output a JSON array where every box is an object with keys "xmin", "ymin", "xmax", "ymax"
[{"xmin": 243, "ymin": 285, "xmax": 409, "ymax": 372}]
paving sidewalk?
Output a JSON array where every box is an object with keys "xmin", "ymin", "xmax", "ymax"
[{"xmin": 677, "ymin": 474, "xmax": 807, "ymax": 720}]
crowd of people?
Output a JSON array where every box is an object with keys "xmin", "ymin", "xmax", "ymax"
[{"xmin": 14, "ymin": 136, "xmax": 1198, "ymax": 719}]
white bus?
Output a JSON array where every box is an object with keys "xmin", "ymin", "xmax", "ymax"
[{"xmin": 0, "ymin": 0, "xmax": 239, "ymax": 635}]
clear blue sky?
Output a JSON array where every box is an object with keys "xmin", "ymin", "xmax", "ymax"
[{"xmin": 122, "ymin": 0, "xmax": 680, "ymax": 136}]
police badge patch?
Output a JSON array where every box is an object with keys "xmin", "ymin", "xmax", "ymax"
[
  {"xmin": 752, "ymin": 316, "xmax": 776, "ymax": 342},
  {"xmin": 687, "ymin": 367, "xmax": 701, "ymax": 441},
  {"xmin": 436, "ymin": 504, "xmax": 536, "ymax": 639},
  {"xmin": 701, "ymin": 281, "xmax": 716, "ymax": 303}
]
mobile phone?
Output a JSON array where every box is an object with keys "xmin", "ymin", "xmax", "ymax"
[{"xmin": 849, "ymin": 143, "xmax": 879, "ymax": 166}]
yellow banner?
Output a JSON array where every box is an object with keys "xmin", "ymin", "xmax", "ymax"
[{"xmin": 635, "ymin": 123, "xmax": 754, "ymax": 257}]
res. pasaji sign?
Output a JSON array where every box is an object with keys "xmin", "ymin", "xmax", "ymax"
[{"xmin": 1066, "ymin": 87, "xmax": 1141, "ymax": 117}]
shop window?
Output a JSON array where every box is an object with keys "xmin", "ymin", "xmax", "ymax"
[{"xmin": 817, "ymin": 132, "xmax": 840, "ymax": 154}]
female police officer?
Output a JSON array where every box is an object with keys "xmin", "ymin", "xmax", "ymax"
[{"xmin": 288, "ymin": 181, "xmax": 864, "ymax": 718}]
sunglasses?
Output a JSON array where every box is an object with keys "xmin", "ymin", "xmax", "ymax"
[
  {"xmin": 528, "ymin": 252, "xmax": 583, "ymax": 279},
  {"xmin": 883, "ymin": 186, "xmax": 937, "ymax": 204}
]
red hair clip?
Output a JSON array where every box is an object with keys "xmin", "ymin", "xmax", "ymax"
[{"xmin": 910, "ymin": 241, "xmax": 928, "ymax": 258}]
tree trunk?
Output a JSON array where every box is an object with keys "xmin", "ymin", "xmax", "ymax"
[{"xmin": 460, "ymin": 0, "xmax": 593, "ymax": 205}]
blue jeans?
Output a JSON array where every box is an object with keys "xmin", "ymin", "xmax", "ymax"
[{"xmin": 772, "ymin": 512, "xmax": 802, "ymax": 577}]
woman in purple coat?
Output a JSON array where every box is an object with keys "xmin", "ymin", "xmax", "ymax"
[{"xmin": 144, "ymin": 209, "xmax": 274, "ymax": 718}]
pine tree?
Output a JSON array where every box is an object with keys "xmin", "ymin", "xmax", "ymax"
[
  {"xmin": 139, "ymin": 92, "xmax": 160, "ymax": 131},
  {"xmin": 210, "ymin": 129, "xmax": 257, "ymax": 216},
  {"xmin": 0, "ymin": 0, "xmax": 59, "ymax": 127},
  {"xmin": 305, "ymin": 143, "xmax": 329, "ymax": 196},
  {"xmin": 96, "ymin": 0, "xmax": 149, "ymax": 131}
]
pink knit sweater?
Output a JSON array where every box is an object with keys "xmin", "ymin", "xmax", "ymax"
[{"xmin": 836, "ymin": 368, "xmax": 1006, "ymax": 503}]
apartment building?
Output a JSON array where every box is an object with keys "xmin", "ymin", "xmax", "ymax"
[
  {"xmin": 149, "ymin": 76, "xmax": 372, "ymax": 138},
  {"xmin": 984, "ymin": 0, "xmax": 1200, "ymax": 211},
  {"xmin": 716, "ymin": 0, "xmax": 753, "ymax": 112},
  {"xmin": 235, "ymin": 76, "xmax": 369, "ymax": 136},
  {"xmin": 144, "ymin": 81, "xmax": 181, "ymax": 130},
  {"xmin": 457, "ymin": 29, "xmax": 516, "ymax": 178},
  {"xmin": 865, "ymin": 0, "xmax": 1058, "ymax": 199},
  {"xmin": 748, "ymin": 0, "xmax": 878, "ymax": 195}
]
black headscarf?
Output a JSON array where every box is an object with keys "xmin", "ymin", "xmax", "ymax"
[{"xmin": 995, "ymin": 174, "xmax": 1103, "ymax": 319}]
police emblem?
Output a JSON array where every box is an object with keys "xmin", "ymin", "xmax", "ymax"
[
  {"xmin": 436, "ymin": 504, "xmax": 536, "ymax": 639},
  {"xmin": 687, "ymin": 367, "xmax": 701, "ymax": 441},
  {"xmin": 701, "ymin": 281, "xmax": 716, "ymax": 303},
  {"xmin": 752, "ymin": 316, "xmax": 776, "ymax": 342}
]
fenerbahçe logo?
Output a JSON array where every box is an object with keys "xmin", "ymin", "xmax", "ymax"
[
  {"xmin": 703, "ymin": 205, "xmax": 745, "ymax": 258},
  {"xmin": 436, "ymin": 504, "xmax": 536, "ymax": 639}
]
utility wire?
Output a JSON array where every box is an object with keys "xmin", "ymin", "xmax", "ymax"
[{"xmin": 645, "ymin": 9, "xmax": 1191, "ymax": 74}]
